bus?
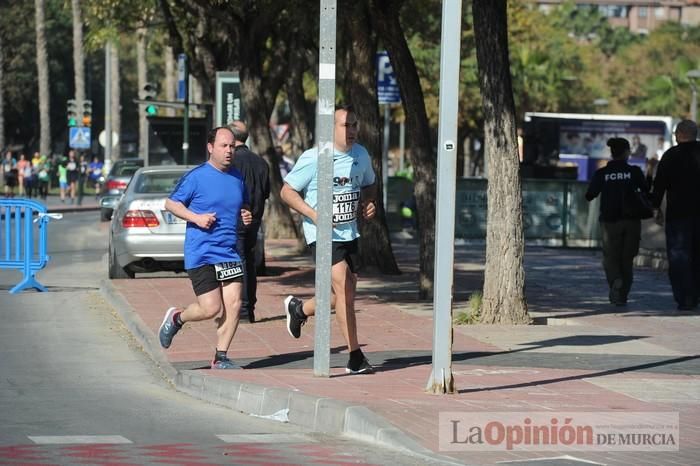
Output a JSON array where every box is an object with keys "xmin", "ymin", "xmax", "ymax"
[{"xmin": 522, "ymin": 112, "xmax": 674, "ymax": 181}]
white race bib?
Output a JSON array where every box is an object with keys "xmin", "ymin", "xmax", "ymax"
[{"xmin": 332, "ymin": 190, "xmax": 360, "ymax": 224}]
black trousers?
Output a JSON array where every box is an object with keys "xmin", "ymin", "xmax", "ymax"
[
  {"xmin": 665, "ymin": 216, "xmax": 700, "ymax": 307},
  {"xmin": 236, "ymin": 220, "xmax": 261, "ymax": 314},
  {"xmin": 601, "ymin": 219, "xmax": 641, "ymax": 301}
]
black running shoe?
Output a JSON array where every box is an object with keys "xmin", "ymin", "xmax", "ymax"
[
  {"xmin": 284, "ymin": 295, "xmax": 306, "ymax": 338},
  {"xmin": 346, "ymin": 356, "xmax": 375, "ymax": 375}
]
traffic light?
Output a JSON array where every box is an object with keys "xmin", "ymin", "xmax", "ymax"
[
  {"xmin": 67, "ymin": 99, "xmax": 78, "ymax": 127},
  {"xmin": 141, "ymin": 82, "xmax": 158, "ymax": 116},
  {"xmin": 82, "ymin": 100, "xmax": 92, "ymax": 126}
]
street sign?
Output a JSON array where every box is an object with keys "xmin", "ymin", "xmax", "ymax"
[
  {"xmin": 177, "ymin": 54, "xmax": 186, "ymax": 101},
  {"xmin": 69, "ymin": 126, "xmax": 91, "ymax": 149},
  {"xmin": 215, "ymin": 72, "xmax": 245, "ymax": 126},
  {"xmin": 376, "ymin": 51, "xmax": 401, "ymax": 104}
]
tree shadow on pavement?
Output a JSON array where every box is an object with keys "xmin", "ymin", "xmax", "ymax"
[
  {"xmin": 379, "ymin": 335, "xmax": 649, "ymax": 372},
  {"xmin": 456, "ymin": 354, "xmax": 700, "ymax": 394}
]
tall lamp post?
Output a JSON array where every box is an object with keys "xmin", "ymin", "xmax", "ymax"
[{"xmin": 687, "ymin": 69, "xmax": 700, "ymax": 122}]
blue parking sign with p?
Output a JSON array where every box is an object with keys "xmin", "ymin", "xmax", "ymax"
[
  {"xmin": 69, "ymin": 126, "xmax": 91, "ymax": 149},
  {"xmin": 376, "ymin": 51, "xmax": 401, "ymax": 104}
]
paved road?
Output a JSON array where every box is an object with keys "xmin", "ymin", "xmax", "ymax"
[{"xmin": 0, "ymin": 211, "xmax": 449, "ymax": 466}]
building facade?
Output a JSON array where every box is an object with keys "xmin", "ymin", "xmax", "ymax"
[{"xmin": 531, "ymin": 0, "xmax": 700, "ymax": 33}]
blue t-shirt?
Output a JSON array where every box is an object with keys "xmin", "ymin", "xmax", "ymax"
[
  {"xmin": 284, "ymin": 143, "xmax": 376, "ymax": 244},
  {"xmin": 169, "ymin": 163, "xmax": 248, "ymax": 269}
]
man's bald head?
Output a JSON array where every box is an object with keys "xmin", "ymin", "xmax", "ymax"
[{"xmin": 228, "ymin": 120, "xmax": 249, "ymax": 146}]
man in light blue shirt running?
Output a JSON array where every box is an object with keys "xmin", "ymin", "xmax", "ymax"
[{"xmin": 281, "ymin": 105, "xmax": 377, "ymax": 374}]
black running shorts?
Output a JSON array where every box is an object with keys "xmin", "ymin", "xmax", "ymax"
[
  {"xmin": 308, "ymin": 239, "xmax": 362, "ymax": 274},
  {"xmin": 187, "ymin": 264, "xmax": 242, "ymax": 296}
]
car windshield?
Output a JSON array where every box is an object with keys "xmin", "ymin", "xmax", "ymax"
[
  {"xmin": 134, "ymin": 172, "xmax": 184, "ymax": 194},
  {"xmin": 116, "ymin": 165, "xmax": 141, "ymax": 177}
]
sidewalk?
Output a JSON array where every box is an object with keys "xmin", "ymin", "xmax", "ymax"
[{"xmin": 102, "ymin": 237, "xmax": 700, "ymax": 466}]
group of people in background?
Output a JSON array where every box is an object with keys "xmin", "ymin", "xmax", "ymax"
[
  {"xmin": 1, "ymin": 149, "xmax": 104, "ymax": 203},
  {"xmin": 586, "ymin": 119, "xmax": 700, "ymax": 312}
]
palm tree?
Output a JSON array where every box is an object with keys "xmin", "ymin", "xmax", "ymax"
[{"xmin": 35, "ymin": 0, "xmax": 51, "ymax": 157}]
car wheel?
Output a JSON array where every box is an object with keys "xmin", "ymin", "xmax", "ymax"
[
  {"xmin": 100, "ymin": 208, "xmax": 112, "ymax": 222},
  {"xmin": 109, "ymin": 243, "xmax": 134, "ymax": 279}
]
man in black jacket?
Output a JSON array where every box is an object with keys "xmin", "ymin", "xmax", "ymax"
[
  {"xmin": 229, "ymin": 121, "xmax": 271, "ymax": 323},
  {"xmin": 586, "ymin": 137, "xmax": 649, "ymax": 306},
  {"xmin": 652, "ymin": 119, "xmax": 700, "ymax": 311}
]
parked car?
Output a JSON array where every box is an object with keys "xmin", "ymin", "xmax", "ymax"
[
  {"xmin": 108, "ymin": 165, "xmax": 193, "ymax": 279},
  {"xmin": 99, "ymin": 158, "xmax": 145, "ymax": 221}
]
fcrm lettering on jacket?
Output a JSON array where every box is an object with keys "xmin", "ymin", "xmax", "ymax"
[{"xmin": 604, "ymin": 172, "xmax": 631, "ymax": 181}]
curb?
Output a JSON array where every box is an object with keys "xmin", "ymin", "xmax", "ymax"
[{"xmin": 99, "ymin": 279, "xmax": 457, "ymax": 464}]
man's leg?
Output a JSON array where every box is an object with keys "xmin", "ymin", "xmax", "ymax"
[
  {"xmin": 243, "ymin": 223, "xmax": 260, "ymax": 322},
  {"xmin": 620, "ymin": 219, "xmax": 641, "ymax": 302},
  {"xmin": 330, "ymin": 259, "xmax": 359, "ymax": 352},
  {"xmin": 601, "ymin": 221, "xmax": 625, "ymax": 303},
  {"xmin": 216, "ymin": 281, "xmax": 242, "ymax": 352},
  {"xmin": 158, "ymin": 286, "xmax": 223, "ymax": 349},
  {"xmin": 666, "ymin": 218, "xmax": 693, "ymax": 308}
]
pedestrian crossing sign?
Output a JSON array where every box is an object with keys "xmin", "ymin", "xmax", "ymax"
[{"xmin": 69, "ymin": 126, "xmax": 91, "ymax": 149}]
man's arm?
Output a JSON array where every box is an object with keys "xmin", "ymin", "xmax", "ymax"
[
  {"xmin": 165, "ymin": 198, "xmax": 216, "ymax": 230},
  {"xmin": 281, "ymin": 183, "xmax": 317, "ymax": 224},
  {"xmin": 360, "ymin": 183, "xmax": 377, "ymax": 220}
]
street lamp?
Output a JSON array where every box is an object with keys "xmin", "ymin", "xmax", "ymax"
[{"xmin": 686, "ymin": 69, "xmax": 700, "ymax": 122}]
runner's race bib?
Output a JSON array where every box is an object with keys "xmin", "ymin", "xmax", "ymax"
[
  {"xmin": 214, "ymin": 261, "xmax": 244, "ymax": 281},
  {"xmin": 332, "ymin": 190, "xmax": 360, "ymax": 224}
]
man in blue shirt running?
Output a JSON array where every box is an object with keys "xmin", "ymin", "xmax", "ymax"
[
  {"xmin": 159, "ymin": 126, "xmax": 252, "ymax": 369},
  {"xmin": 281, "ymin": 105, "xmax": 378, "ymax": 374}
]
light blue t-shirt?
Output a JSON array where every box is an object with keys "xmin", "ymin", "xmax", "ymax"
[
  {"xmin": 284, "ymin": 143, "xmax": 376, "ymax": 244},
  {"xmin": 169, "ymin": 163, "xmax": 248, "ymax": 269}
]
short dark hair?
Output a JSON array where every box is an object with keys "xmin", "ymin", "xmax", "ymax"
[
  {"xmin": 607, "ymin": 137, "xmax": 630, "ymax": 159},
  {"xmin": 675, "ymin": 119, "xmax": 698, "ymax": 140},
  {"xmin": 335, "ymin": 103, "xmax": 355, "ymax": 114},
  {"xmin": 207, "ymin": 126, "xmax": 233, "ymax": 145}
]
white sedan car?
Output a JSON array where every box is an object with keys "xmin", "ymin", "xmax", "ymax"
[{"xmin": 108, "ymin": 165, "xmax": 194, "ymax": 279}]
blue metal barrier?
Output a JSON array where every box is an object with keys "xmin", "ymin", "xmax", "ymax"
[{"xmin": 0, "ymin": 199, "xmax": 61, "ymax": 293}]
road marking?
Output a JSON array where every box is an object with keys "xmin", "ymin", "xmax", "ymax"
[
  {"xmin": 28, "ymin": 435, "xmax": 132, "ymax": 444},
  {"xmin": 217, "ymin": 433, "xmax": 317, "ymax": 443}
]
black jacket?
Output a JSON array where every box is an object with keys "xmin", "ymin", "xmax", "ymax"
[
  {"xmin": 586, "ymin": 159, "xmax": 648, "ymax": 222},
  {"xmin": 651, "ymin": 141, "xmax": 700, "ymax": 220},
  {"xmin": 232, "ymin": 144, "xmax": 270, "ymax": 222}
]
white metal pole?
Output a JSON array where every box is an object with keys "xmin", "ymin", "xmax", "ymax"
[
  {"xmin": 426, "ymin": 0, "xmax": 462, "ymax": 395},
  {"xmin": 314, "ymin": 0, "xmax": 337, "ymax": 377}
]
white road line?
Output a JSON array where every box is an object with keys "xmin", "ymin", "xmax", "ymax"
[
  {"xmin": 217, "ymin": 434, "xmax": 317, "ymax": 443},
  {"xmin": 28, "ymin": 435, "xmax": 132, "ymax": 444}
]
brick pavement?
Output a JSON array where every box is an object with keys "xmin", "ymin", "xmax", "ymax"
[{"xmin": 105, "ymin": 238, "xmax": 700, "ymax": 466}]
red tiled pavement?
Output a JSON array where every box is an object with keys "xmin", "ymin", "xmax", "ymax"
[{"xmin": 108, "ymin": 239, "xmax": 700, "ymax": 466}]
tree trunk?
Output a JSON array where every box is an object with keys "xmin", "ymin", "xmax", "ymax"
[
  {"xmin": 285, "ymin": 45, "xmax": 313, "ymax": 157},
  {"xmin": 164, "ymin": 45, "xmax": 176, "ymax": 117},
  {"xmin": 238, "ymin": 23, "xmax": 297, "ymax": 240},
  {"xmin": 371, "ymin": 0, "xmax": 435, "ymax": 295},
  {"xmin": 71, "ymin": 0, "xmax": 85, "ymax": 119},
  {"xmin": 342, "ymin": 0, "xmax": 400, "ymax": 274},
  {"xmin": 0, "ymin": 35, "xmax": 5, "ymax": 153},
  {"xmin": 110, "ymin": 42, "xmax": 121, "ymax": 159},
  {"xmin": 137, "ymin": 27, "xmax": 148, "ymax": 160},
  {"xmin": 472, "ymin": 0, "xmax": 529, "ymax": 324},
  {"xmin": 35, "ymin": 0, "xmax": 51, "ymax": 157}
]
